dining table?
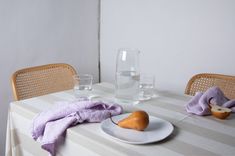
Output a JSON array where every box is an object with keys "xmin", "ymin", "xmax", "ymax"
[{"xmin": 5, "ymin": 82, "xmax": 235, "ymax": 156}]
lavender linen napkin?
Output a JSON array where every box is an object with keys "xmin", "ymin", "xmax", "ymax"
[
  {"xmin": 31, "ymin": 100, "xmax": 123, "ymax": 156},
  {"xmin": 185, "ymin": 86, "xmax": 235, "ymax": 115}
]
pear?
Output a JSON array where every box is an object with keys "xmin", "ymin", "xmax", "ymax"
[
  {"xmin": 111, "ymin": 111, "xmax": 149, "ymax": 131},
  {"xmin": 210, "ymin": 104, "xmax": 231, "ymax": 120}
]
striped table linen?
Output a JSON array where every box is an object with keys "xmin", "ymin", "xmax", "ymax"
[{"xmin": 5, "ymin": 82, "xmax": 235, "ymax": 156}]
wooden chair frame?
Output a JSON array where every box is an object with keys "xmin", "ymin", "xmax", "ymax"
[
  {"xmin": 185, "ymin": 73, "xmax": 235, "ymax": 99},
  {"xmin": 11, "ymin": 63, "xmax": 77, "ymax": 100}
]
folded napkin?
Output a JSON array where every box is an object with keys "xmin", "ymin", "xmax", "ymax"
[
  {"xmin": 31, "ymin": 100, "xmax": 123, "ymax": 156},
  {"xmin": 185, "ymin": 86, "xmax": 235, "ymax": 115}
]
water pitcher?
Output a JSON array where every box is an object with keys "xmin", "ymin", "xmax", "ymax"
[{"xmin": 115, "ymin": 48, "xmax": 140, "ymax": 104}]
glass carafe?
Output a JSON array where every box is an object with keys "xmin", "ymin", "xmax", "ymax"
[{"xmin": 115, "ymin": 48, "xmax": 140, "ymax": 104}]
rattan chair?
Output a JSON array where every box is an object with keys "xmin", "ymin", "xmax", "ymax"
[
  {"xmin": 185, "ymin": 73, "xmax": 235, "ymax": 99},
  {"xmin": 11, "ymin": 63, "xmax": 77, "ymax": 100}
]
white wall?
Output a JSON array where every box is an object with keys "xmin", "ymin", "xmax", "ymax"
[
  {"xmin": 0, "ymin": 0, "xmax": 99, "ymax": 155},
  {"xmin": 100, "ymin": 0, "xmax": 235, "ymax": 92}
]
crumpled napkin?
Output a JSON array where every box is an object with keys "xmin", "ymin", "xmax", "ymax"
[
  {"xmin": 31, "ymin": 100, "xmax": 123, "ymax": 156},
  {"xmin": 185, "ymin": 86, "xmax": 235, "ymax": 115}
]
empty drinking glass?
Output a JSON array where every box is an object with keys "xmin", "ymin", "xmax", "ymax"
[
  {"xmin": 139, "ymin": 74, "xmax": 155, "ymax": 101},
  {"xmin": 73, "ymin": 74, "xmax": 93, "ymax": 100}
]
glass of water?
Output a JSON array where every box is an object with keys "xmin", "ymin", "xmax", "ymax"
[
  {"xmin": 73, "ymin": 74, "xmax": 93, "ymax": 100},
  {"xmin": 138, "ymin": 74, "xmax": 155, "ymax": 101}
]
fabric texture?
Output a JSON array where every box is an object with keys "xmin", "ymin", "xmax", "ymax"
[
  {"xmin": 31, "ymin": 100, "xmax": 123, "ymax": 156},
  {"xmin": 185, "ymin": 86, "xmax": 235, "ymax": 115}
]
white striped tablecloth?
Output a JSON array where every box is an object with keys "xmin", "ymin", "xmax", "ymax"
[{"xmin": 5, "ymin": 82, "xmax": 235, "ymax": 156}]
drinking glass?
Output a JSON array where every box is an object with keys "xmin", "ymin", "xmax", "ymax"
[
  {"xmin": 73, "ymin": 74, "xmax": 93, "ymax": 100},
  {"xmin": 115, "ymin": 48, "xmax": 140, "ymax": 104},
  {"xmin": 139, "ymin": 74, "xmax": 155, "ymax": 101}
]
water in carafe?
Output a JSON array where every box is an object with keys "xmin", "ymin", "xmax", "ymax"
[{"xmin": 115, "ymin": 49, "xmax": 140, "ymax": 104}]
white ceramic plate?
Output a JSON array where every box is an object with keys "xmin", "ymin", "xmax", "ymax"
[{"xmin": 101, "ymin": 113, "xmax": 174, "ymax": 144}]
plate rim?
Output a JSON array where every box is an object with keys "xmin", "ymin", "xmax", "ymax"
[{"xmin": 100, "ymin": 113, "xmax": 174, "ymax": 144}]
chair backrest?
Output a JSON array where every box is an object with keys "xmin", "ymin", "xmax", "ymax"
[
  {"xmin": 185, "ymin": 73, "xmax": 235, "ymax": 99},
  {"xmin": 11, "ymin": 63, "xmax": 77, "ymax": 100}
]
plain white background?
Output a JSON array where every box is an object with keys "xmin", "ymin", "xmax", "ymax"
[
  {"xmin": 0, "ymin": 0, "xmax": 99, "ymax": 155},
  {"xmin": 100, "ymin": 0, "xmax": 235, "ymax": 92}
]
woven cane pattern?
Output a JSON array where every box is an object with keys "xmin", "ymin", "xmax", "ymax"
[
  {"xmin": 11, "ymin": 63, "xmax": 77, "ymax": 100},
  {"xmin": 185, "ymin": 73, "xmax": 235, "ymax": 99}
]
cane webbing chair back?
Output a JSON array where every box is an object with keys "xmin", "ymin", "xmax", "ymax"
[
  {"xmin": 185, "ymin": 73, "xmax": 235, "ymax": 99},
  {"xmin": 11, "ymin": 63, "xmax": 77, "ymax": 100}
]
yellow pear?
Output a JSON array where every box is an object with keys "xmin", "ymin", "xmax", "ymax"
[
  {"xmin": 210, "ymin": 104, "xmax": 231, "ymax": 120},
  {"xmin": 112, "ymin": 111, "xmax": 149, "ymax": 131}
]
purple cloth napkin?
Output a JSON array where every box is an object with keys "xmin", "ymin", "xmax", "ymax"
[
  {"xmin": 185, "ymin": 86, "xmax": 235, "ymax": 115},
  {"xmin": 31, "ymin": 100, "xmax": 123, "ymax": 156}
]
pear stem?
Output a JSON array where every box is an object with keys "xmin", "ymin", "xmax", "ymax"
[
  {"xmin": 208, "ymin": 97, "xmax": 213, "ymax": 104},
  {"xmin": 109, "ymin": 113, "xmax": 118, "ymax": 125},
  {"xmin": 208, "ymin": 97, "xmax": 214, "ymax": 108}
]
